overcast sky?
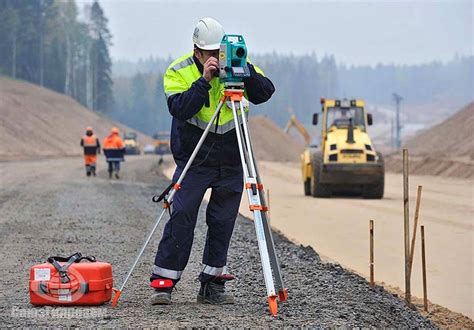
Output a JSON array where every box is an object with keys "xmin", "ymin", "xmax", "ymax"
[{"xmin": 87, "ymin": 0, "xmax": 473, "ymax": 65}]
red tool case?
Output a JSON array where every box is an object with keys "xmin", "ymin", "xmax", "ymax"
[{"xmin": 29, "ymin": 253, "xmax": 113, "ymax": 306}]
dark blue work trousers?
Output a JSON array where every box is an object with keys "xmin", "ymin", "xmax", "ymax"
[
  {"xmin": 107, "ymin": 161, "xmax": 120, "ymax": 173},
  {"xmin": 152, "ymin": 165, "xmax": 243, "ymax": 283}
]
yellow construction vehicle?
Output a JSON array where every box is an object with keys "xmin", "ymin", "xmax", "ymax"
[
  {"xmin": 123, "ymin": 132, "xmax": 141, "ymax": 155},
  {"xmin": 284, "ymin": 114, "xmax": 312, "ymax": 146},
  {"xmin": 301, "ymin": 98, "xmax": 384, "ymax": 199},
  {"xmin": 152, "ymin": 131, "xmax": 171, "ymax": 155}
]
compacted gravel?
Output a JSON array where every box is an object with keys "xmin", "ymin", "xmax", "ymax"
[{"xmin": 0, "ymin": 156, "xmax": 433, "ymax": 327}]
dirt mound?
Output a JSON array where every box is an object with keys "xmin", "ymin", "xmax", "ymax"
[
  {"xmin": 385, "ymin": 102, "xmax": 474, "ymax": 178},
  {"xmin": 249, "ymin": 115, "xmax": 304, "ymax": 162},
  {"xmin": 0, "ymin": 77, "xmax": 152, "ymax": 161},
  {"xmin": 404, "ymin": 102, "xmax": 474, "ymax": 158}
]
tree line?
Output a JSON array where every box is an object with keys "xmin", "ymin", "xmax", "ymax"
[
  {"xmin": 1, "ymin": 2, "xmax": 471, "ymax": 135},
  {"xmin": 111, "ymin": 54, "xmax": 473, "ymax": 134},
  {"xmin": 0, "ymin": 0, "xmax": 113, "ymax": 112}
]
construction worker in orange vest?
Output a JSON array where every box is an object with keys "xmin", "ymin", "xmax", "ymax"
[
  {"xmin": 103, "ymin": 127, "xmax": 125, "ymax": 179},
  {"xmin": 80, "ymin": 127, "xmax": 101, "ymax": 177}
]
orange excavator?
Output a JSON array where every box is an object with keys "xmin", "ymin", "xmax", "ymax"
[{"xmin": 283, "ymin": 109, "xmax": 312, "ymax": 146}]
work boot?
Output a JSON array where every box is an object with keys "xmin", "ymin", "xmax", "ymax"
[
  {"xmin": 115, "ymin": 172, "xmax": 120, "ymax": 179},
  {"xmin": 197, "ymin": 276, "xmax": 235, "ymax": 305},
  {"xmin": 91, "ymin": 167, "xmax": 96, "ymax": 176},
  {"xmin": 150, "ymin": 288, "xmax": 173, "ymax": 305},
  {"xmin": 149, "ymin": 279, "xmax": 174, "ymax": 305},
  {"xmin": 86, "ymin": 171, "xmax": 91, "ymax": 177}
]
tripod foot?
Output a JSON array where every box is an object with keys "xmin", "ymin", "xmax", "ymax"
[
  {"xmin": 268, "ymin": 295, "xmax": 278, "ymax": 316},
  {"xmin": 111, "ymin": 288, "xmax": 122, "ymax": 307},
  {"xmin": 278, "ymin": 288, "xmax": 288, "ymax": 302}
]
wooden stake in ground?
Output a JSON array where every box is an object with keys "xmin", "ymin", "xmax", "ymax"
[
  {"xmin": 370, "ymin": 220, "xmax": 374, "ymax": 286},
  {"xmin": 421, "ymin": 225, "xmax": 428, "ymax": 312},
  {"xmin": 403, "ymin": 148, "xmax": 411, "ymax": 305},
  {"xmin": 408, "ymin": 185, "xmax": 423, "ymax": 279}
]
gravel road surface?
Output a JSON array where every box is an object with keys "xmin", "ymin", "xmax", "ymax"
[{"xmin": 0, "ymin": 156, "xmax": 432, "ymax": 327}]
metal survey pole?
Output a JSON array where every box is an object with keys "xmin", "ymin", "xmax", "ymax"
[{"xmin": 393, "ymin": 93, "xmax": 403, "ymax": 148}]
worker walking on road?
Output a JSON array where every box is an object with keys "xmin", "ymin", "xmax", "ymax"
[
  {"xmin": 150, "ymin": 17, "xmax": 275, "ymax": 305},
  {"xmin": 103, "ymin": 127, "xmax": 125, "ymax": 179},
  {"xmin": 80, "ymin": 127, "xmax": 101, "ymax": 177}
]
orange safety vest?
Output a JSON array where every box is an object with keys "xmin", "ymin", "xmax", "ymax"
[
  {"xmin": 82, "ymin": 135, "xmax": 100, "ymax": 155},
  {"xmin": 82, "ymin": 135, "xmax": 98, "ymax": 147}
]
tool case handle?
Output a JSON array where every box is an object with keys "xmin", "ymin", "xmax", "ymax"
[
  {"xmin": 47, "ymin": 253, "xmax": 96, "ymax": 284},
  {"xmin": 47, "ymin": 253, "xmax": 96, "ymax": 264}
]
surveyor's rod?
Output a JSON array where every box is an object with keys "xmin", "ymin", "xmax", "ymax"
[
  {"xmin": 421, "ymin": 225, "xmax": 428, "ymax": 312},
  {"xmin": 370, "ymin": 220, "xmax": 374, "ymax": 287},
  {"xmin": 408, "ymin": 185, "xmax": 423, "ymax": 278},
  {"xmin": 403, "ymin": 149, "xmax": 411, "ymax": 305}
]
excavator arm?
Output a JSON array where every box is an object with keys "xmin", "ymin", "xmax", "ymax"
[{"xmin": 284, "ymin": 115, "xmax": 311, "ymax": 146}]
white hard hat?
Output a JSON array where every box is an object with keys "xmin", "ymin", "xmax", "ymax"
[{"xmin": 192, "ymin": 17, "xmax": 225, "ymax": 50}]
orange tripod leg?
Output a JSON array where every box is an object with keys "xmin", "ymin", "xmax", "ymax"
[
  {"xmin": 111, "ymin": 288, "xmax": 122, "ymax": 307},
  {"xmin": 268, "ymin": 295, "xmax": 278, "ymax": 316}
]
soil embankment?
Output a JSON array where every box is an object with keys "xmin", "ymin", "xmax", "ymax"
[
  {"xmin": 248, "ymin": 115, "xmax": 304, "ymax": 162},
  {"xmin": 0, "ymin": 77, "xmax": 152, "ymax": 161},
  {"xmin": 385, "ymin": 102, "xmax": 474, "ymax": 178}
]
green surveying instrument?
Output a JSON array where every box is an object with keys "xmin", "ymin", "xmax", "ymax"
[
  {"xmin": 218, "ymin": 34, "xmax": 251, "ymax": 83},
  {"xmin": 113, "ymin": 34, "xmax": 288, "ymax": 316}
]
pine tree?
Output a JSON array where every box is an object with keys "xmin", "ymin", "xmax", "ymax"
[
  {"xmin": 89, "ymin": 0, "xmax": 113, "ymax": 112},
  {"xmin": 0, "ymin": 2, "xmax": 19, "ymax": 77}
]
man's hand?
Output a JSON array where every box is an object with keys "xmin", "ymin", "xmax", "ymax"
[{"xmin": 202, "ymin": 57, "xmax": 219, "ymax": 82}]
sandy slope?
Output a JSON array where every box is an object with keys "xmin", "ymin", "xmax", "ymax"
[
  {"xmin": 404, "ymin": 102, "xmax": 474, "ymax": 158},
  {"xmin": 384, "ymin": 103, "xmax": 474, "ymax": 178},
  {"xmin": 248, "ymin": 116, "xmax": 304, "ymax": 162},
  {"xmin": 0, "ymin": 77, "xmax": 152, "ymax": 160}
]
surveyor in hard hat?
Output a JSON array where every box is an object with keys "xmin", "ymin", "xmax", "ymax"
[
  {"xmin": 102, "ymin": 127, "xmax": 125, "ymax": 179},
  {"xmin": 80, "ymin": 127, "xmax": 101, "ymax": 177},
  {"xmin": 150, "ymin": 17, "xmax": 275, "ymax": 305}
]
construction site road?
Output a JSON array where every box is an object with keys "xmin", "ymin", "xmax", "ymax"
[
  {"xmin": 237, "ymin": 161, "xmax": 473, "ymax": 320},
  {"xmin": 0, "ymin": 156, "xmax": 432, "ymax": 327}
]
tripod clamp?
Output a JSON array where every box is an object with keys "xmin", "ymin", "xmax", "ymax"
[{"xmin": 152, "ymin": 182, "xmax": 182, "ymax": 211}]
